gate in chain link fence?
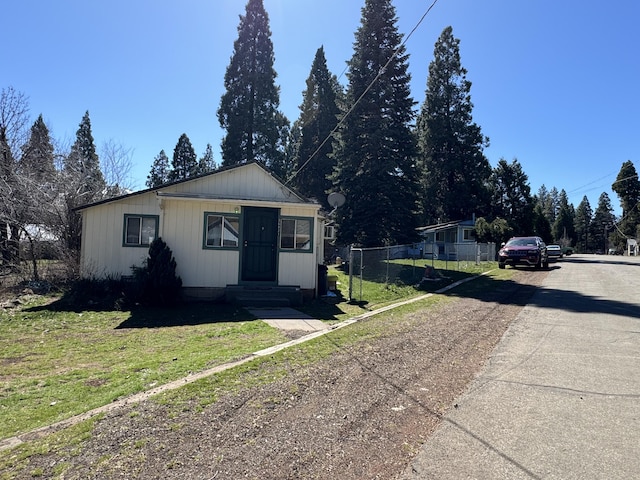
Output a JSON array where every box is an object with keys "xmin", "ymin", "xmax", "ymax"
[{"xmin": 345, "ymin": 242, "xmax": 496, "ymax": 303}]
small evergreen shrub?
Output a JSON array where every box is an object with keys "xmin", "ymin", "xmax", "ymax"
[{"xmin": 132, "ymin": 238, "xmax": 183, "ymax": 306}]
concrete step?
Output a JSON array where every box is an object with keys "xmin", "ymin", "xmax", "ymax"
[{"xmin": 225, "ymin": 285, "xmax": 302, "ymax": 307}]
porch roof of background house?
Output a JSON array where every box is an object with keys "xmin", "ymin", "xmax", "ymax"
[{"xmin": 416, "ymin": 219, "xmax": 475, "ymax": 234}]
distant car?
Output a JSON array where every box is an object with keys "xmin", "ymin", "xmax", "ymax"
[
  {"xmin": 498, "ymin": 236, "xmax": 549, "ymax": 270},
  {"xmin": 546, "ymin": 244, "xmax": 563, "ymax": 262},
  {"xmin": 562, "ymin": 246, "xmax": 573, "ymax": 256}
]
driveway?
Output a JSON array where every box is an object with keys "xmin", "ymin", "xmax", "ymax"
[{"xmin": 401, "ymin": 255, "xmax": 640, "ymax": 479}]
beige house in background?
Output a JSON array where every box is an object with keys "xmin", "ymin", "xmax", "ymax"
[{"xmin": 76, "ymin": 162, "xmax": 324, "ymax": 304}]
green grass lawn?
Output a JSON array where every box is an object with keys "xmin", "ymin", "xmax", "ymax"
[
  {"xmin": 0, "ymin": 260, "xmax": 500, "ymax": 442},
  {"xmin": 0, "ymin": 299, "xmax": 287, "ymax": 440},
  {"xmin": 300, "ymin": 259, "xmax": 498, "ymax": 319},
  {"xmin": 0, "ymin": 263, "xmax": 521, "ymax": 478}
]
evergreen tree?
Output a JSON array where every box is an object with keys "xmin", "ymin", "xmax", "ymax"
[
  {"xmin": 62, "ymin": 111, "xmax": 105, "ymax": 251},
  {"xmin": 331, "ymin": 0, "xmax": 419, "ymax": 247},
  {"xmin": 264, "ymin": 111, "xmax": 291, "ymax": 180},
  {"xmin": 19, "ymin": 114, "xmax": 55, "ymax": 181},
  {"xmin": 217, "ymin": 0, "xmax": 289, "ymax": 171},
  {"xmin": 536, "ymin": 184, "xmax": 559, "ymax": 226},
  {"xmin": 532, "ymin": 204, "xmax": 552, "ymax": 244},
  {"xmin": 611, "ymin": 160, "xmax": 640, "ymax": 251},
  {"xmin": 590, "ymin": 192, "xmax": 617, "ymax": 254},
  {"xmin": 64, "ymin": 111, "xmax": 105, "ymax": 200},
  {"xmin": 488, "ymin": 158, "xmax": 534, "ymax": 235},
  {"xmin": 195, "ymin": 143, "xmax": 217, "ymax": 176},
  {"xmin": 416, "ymin": 26, "xmax": 491, "ymax": 223},
  {"xmin": 291, "ymin": 46, "xmax": 342, "ymax": 210},
  {"xmin": 146, "ymin": 150, "xmax": 170, "ymax": 188},
  {"xmin": 284, "ymin": 119, "xmax": 302, "ymax": 181},
  {"xmin": 168, "ymin": 133, "xmax": 198, "ymax": 182},
  {"xmin": 552, "ymin": 189, "xmax": 575, "ymax": 246},
  {"xmin": 574, "ymin": 196, "xmax": 593, "ymax": 253}
]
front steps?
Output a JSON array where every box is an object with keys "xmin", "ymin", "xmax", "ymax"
[{"xmin": 225, "ymin": 285, "xmax": 302, "ymax": 307}]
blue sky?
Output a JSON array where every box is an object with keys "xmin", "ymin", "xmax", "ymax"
[{"xmin": 3, "ymin": 0, "xmax": 638, "ymax": 216}]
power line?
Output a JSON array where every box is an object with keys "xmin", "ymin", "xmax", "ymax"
[
  {"xmin": 284, "ymin": 0, "xmax": 441, "ymax": 187},
  {"xmin": 565, "ymin": 172, "xmax": 616, "ymax": 195}
]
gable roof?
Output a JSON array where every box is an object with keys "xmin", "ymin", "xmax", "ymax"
[
  {"xmin": 416, "ymin": 219, "xmax": 475, "ymax": 233},
  {"xmin": 75, "ymin": 161, "xmax": 313, "ymax": 212}
]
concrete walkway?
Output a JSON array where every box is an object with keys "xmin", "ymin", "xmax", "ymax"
[
  {"xmin": 401, "ymin": 255, "xmax": 640, "ymax": 479},
  {"xmin": 247, "ymin": 306, "xmax": 329, "ymax": 332}
]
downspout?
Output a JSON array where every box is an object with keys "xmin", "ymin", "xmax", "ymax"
[{"xmin": 156, "ymin": 193, "xmax": 165, "ymax": 239}]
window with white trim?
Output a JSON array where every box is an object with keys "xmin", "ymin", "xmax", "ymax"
[
  {"xmin": 324, "ymin": 225, "xmax": 336, "ymax": 240},
  {"xmin": 280, "ymin": 217, "xmax": 312, "ymax": 251},
  {"xmin": 124, "ymin": 215, "xmax": 158, "ymax": 247},
  {"xmin": 204, "ymin": 213, "xmax": 240, "ymax": 248}
]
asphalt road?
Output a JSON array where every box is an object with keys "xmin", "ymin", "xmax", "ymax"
[{"xmin": 401, "ymin": 254, "xmax": 640, "ymax": 480}]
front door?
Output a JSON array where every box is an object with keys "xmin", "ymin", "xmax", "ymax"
[{"xmin": 241, "ymin": 207, "xmax": 278, "ymax": 282}]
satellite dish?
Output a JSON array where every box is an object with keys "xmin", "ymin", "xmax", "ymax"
[{"xmin": 327, "ymin": 192, "xmax": 346, "ymax": 209}]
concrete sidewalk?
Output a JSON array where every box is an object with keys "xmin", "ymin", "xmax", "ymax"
[
  {"xmin": 401, "ymin": 255, "xmax": 640, "ymax": 479},
  {"xmin": 247, "ymin": 306, "xmax": 329, "ymax": 332}
]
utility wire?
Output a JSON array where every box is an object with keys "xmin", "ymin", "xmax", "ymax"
[{"xmin": 284, "ymin": 0, "xmax": 440, "ymax": 187}]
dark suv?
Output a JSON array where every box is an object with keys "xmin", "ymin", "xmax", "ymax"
[{"xmin": 498, "ymin": 236, "xmax": 549, "ymax": 269}]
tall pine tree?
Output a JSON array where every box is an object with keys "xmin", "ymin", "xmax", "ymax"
[
  {"xmin": 146, "ymin": 150, "xmax": 170, "ymax": 188},
  {"xmin": 536, "ymin": 184, "xmax": 559, "ymax": 227},
  {"xmin": 552, "ymin": 189, "xmax": 575, "ymax": 246},
  {"xmin": 574, "ymin": 196, "xmax": 593, "ymax": 253},
  {"xmin": 331, "ymin": 0, "xmax": 419, "ymax": 247},
  {"xmin": 291, "ymin": 46, "xmax": 342, "ymax": 210},
  {"xmin": 217, "ymin": 0, "xmax": 289, "ymax": 173},
  {"xmin": 19, "ymin": 114, "xmax": 55, "ymax": 181},
  {"xmin": 489, "ymin": 158, "xmax": 534, "ymax": 235},
  {"xmin": 416, "ymin": 26, "xmax": 490, "ymax": 223},
  {"xmin": 62, "ymin": 111, "xmax": 105, "ymax": 250},
  {"xmin": 64, "ymin": 111, "xmax": 105, "ymax": 201},
  {"xmin": 590, "ymin": 192, "xmax": 616, "ymax": 254},
  {"xmin": 196, "ymin": 143, "xmax": 217, "ymax": 176},
  {"xmin": 168, "ymin": 133, "xmax": 198, "ymax": 182},
  {"xmin": 611, "ymin": 160, "xmax": 640, "ymax": 250}
]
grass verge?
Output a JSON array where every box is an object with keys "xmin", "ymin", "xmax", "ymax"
[{"xmin": 0, "ymin": 261, "xmax": 512, "ymax": 476}]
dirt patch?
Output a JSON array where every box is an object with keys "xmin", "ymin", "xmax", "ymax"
[{"xmin": 9, "ymin": 270, "xmax": 546, "ymax": 479}]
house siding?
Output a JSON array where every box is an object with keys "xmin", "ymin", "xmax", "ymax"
[
  {"xmin": 160, "ymin": 198, "xmax": 240, "ymax": 288},
  {"xmin": 78, "ymin": 163, "xmax": 322, "ymax": 295},
  {"xmin": 80, "ymin": 193, "xmax": 161, "ymax": 278}
]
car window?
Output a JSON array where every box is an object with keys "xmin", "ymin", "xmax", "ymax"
[{"xmin": 507, "ymin": 238, "xmax": 538, "ymax": 247}]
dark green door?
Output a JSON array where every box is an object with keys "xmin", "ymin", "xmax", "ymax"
[{"xmin": 241, "ymin": 207, "xmax": 278, "ymax": 282}]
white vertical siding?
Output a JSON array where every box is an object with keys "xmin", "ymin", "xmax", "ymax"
[
  {"xmin": 80, "ymin": 192, "xmax": 160, "ymax": 278},
  {"xmin": 79, "ymin": 164, "xmax": 321, "ymax": 291},
  {"xmin": 161, "ymin": 199, "xmax": 241, "ymax": 288}
]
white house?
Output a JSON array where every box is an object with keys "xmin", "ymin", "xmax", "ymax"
[
  {"xmin": 416, "ymin": 219, "xmax": 477, "ymax": 260},
  {"xmin": 76, "ymin": 162, "xmax": 324, "ymax": 304}
]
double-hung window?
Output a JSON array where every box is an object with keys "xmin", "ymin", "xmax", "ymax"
[
  {"xmin": 204, "ymin": 213, "xmax": 240, "ymax": 248},
  {"xmin": 280, "ymin": 217, "xmax": 312, "ymax": 252},
  {"xmin": 124, "ymin": 215, "xmax": 158, "ymax": 247}
]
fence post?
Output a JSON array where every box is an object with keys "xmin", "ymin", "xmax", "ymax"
[
  {"xmin": 386, "ymin": 244, "xmax": 390, "ymax": 285},
  {"xmin": 348, "ymin": 245, "xmax": 354, "ymax": 302}
]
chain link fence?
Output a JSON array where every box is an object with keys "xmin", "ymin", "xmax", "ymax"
[{"xmin": 338, "ymin": 242, "xmax": 496, "ymax": 302}]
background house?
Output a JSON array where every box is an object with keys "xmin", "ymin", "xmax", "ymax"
[
  {"xmin": 76, "ymin": 162, "xmax": 324, "ymax": 304},
  {"xmin": 416, "ymin": 218, "xmax": 495, "ymax": 261}
]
